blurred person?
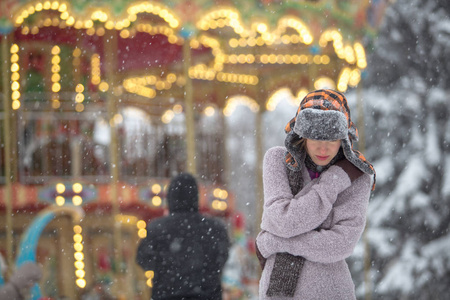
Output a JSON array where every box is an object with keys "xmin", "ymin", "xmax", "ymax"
[
  {"xmin": 0, "ymin": 261, "xmax": 42, "ymax": 300},
  {"xmin": 136, "ymin": 173, "xmax": 230, "ymax": 300},
  {"xmin": 256, "ymin": 89, "xmax": 375, "ymax": 299}
]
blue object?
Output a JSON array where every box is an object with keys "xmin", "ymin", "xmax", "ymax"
[{"xmin": 15, "ymin": 211, "xmax": 56, "ymax": 300}]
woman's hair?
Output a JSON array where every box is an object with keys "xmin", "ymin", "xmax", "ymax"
[{"xmin": 292, "ymin": 135, "xmax": 306, "ymax": 150}]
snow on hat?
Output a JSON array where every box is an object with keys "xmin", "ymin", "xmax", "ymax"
[{"xmin": 284, "ymin": 89, "xmax": 375, "ymax": 189}]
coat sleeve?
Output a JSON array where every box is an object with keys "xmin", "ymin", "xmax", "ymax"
[
  {"xmin": 135, "ymin": 222, "xmax": 159, "ymax": 271},
  {"xmin": 260, "ymin": 147, "xmax": 351, "ymax": 238},
  {"xmin": 257, "ymin": 173, "xmax": 371, "ymax": 264}
]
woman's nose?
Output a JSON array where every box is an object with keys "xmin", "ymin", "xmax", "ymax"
[{"xmin": 318, "ymin": 143, "xmax": 328, "ymax": 153}]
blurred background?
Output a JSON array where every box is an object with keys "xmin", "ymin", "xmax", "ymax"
[{"xmin": 0, "ymin": 0, "xmax": 449, "ymax": 299}]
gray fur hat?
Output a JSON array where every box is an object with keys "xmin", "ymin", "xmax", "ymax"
[{"xmin": 284, "ymin": 89, "xmax": 375, "ymax": 188}]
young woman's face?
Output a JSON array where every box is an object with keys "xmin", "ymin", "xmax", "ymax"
[{"xmin": 305, "ymin": 139, "xmax": 341, "ymax": 166}]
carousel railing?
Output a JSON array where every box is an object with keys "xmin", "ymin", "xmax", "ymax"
[{"xmin": 13, "ymin": 92, "xmax": 201, "ymax": 185}]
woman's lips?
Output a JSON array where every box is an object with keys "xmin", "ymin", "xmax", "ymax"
[{"xmin": 316, "ymin": 155, "xmax": 329, "ymax": 161}]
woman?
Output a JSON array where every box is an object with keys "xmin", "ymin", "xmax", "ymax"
[{"xmin": 256, "ymin": 89, "xmax": 375, "ymax": 299}]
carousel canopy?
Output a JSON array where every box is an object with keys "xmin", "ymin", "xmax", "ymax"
[{"xmin": 1, "ymin": 0, "xmax": 390, "ymax": 119}]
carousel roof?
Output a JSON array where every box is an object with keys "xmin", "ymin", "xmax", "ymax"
[{"xmin": 1, "ymin": 0, "xmax": 390, "ymax": 118}]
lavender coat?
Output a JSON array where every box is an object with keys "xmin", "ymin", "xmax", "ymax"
[{"xmin": 256, "ymin": 146, "xmax": 372, "ymax": 300}]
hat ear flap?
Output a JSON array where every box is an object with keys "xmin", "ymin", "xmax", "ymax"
[{"xmin": 349, "ymin": 122, "xmax": 359, "ymax": 142}]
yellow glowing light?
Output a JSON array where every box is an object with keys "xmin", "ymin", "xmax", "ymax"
[
  {"xmin": 52, "ymin": 100, "xmax": 60, "ymax": 109},
  {"xmin": 74, "ymin": 243, "xmax": 83, "ymax": 252},
  {"xmin": 12, "ymin": 91, "xmax": 21, "ymax": 100},
  {"xmin": 146, "ymin": 278, "xmax": 153, "ymax": 287},
  {"xmin": 56, "ymin": 183, "xmax": 65, "ymax": 194},
  {"xmin": 73, "ymin": 225, "xmax": 82, "ymax": 234},
  {"xmin": 55, "ymin": 196, "xmax": 65, "ymax": 206},
  {"xmin": 74, "ymin": 252, "xmax": 84, "ymax": 261},
  {"xmin": 75, "ymin": 269, "xmax": 85, "ymax": 278},
  {"xmin": 99, "ymin": 81, "xmax": 109, "ymax": 92},
  {"xmin": 219, "ymin": 190, "xmax": 228, "ymax": 199},
  {"xmin": 11, "ymin": 63, "xmax": 19, "ymax": 73},
  {"xmin": 137, "ymin": 220, "xmax": 147, "ymax": 229},
  {"xmin": 113, "ymin": 114, "xmax": 123, "ymax": 125},
  {"xmin": 73, "ymin": 183, "xmax": 83, "ymax": 193},
  {"xmin": 75, "ymin": 93, "xmax": 84, "ymax": 103},
  {"xmin": 204, "ymin": 106, "xmax": 215, "ymax": 117},
  {"xmin": 11, "ymin": 81, "xmax": 19, "ymax": 91},
  {"xmin": 52, "ymin": 83, "xmax": 61, "ymax": 92},
  {"xmin": 76, "ymin": 278, "xmax": 86, "ymax": 288},
  {"xmin": 51, "ymin": 46, "xmax": 60, "ymax": 56},
  {"xmin": 75, "ymin": 103, "xmax": 84, "ymax": 112},
  {"xmin": 161, "ymin": 110, "xmax": 175, "ymax": 124},
  {"xmin": 51, "ymin": 65, "xmax": 60, "ymax": 73},
  {"xmin": 74, "ymin": 261, "xmax": 84, "ymax": 269},
  {"xmin": 223, "ymin": 96, "xmax": 259, "ymax": 116},
  {"xmin": 138, "ymin": 228, "xmax": 147, "ymax": 238},
  {"xmin": 11, "ymin": 72, "xmax": 20, "ymax": 81},
  {"xmin": 73, "ymin": 233, "xmax": 83, "ymax": 243},
  {"xmin": 10, "ymin": 54, "xmax": 19, "ymax": 63},
  {"xmin": 151, "ymin": 184, "xmax": 162, "ymax": 194},
  {"xmin": 51, "ymin": 73, "xmax": 61, "ymax": 83},
  {"xmin": 75, "ymin": 84, "xmax": 84, "ymax": 93},
  {"xmin": 10, "ymin": 44, "xmax": 19, "ymax": 54},
  {"xmin": 152, "ymin": 196, "xmax": 162, "ymax": 207},
  {"xmin": 314, "ymin": 77, "xmax": 336, "ymax": 90},
  {"xmin": 72, "ymin": 195, "xmax": 83, "ymax": 206},
  {"xmin": 12, "ymin": 100, "xmax": 21, "ymax": 110}
]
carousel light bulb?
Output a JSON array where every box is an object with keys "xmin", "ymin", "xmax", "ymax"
[
  {"xmin": 152, "ymin": 196, "xmax": 162, "ymax": 207},
  {"xmin": 12, "ymin": 100, "xmax": 21, "ymax": 110},
  {"xmin": 74, "ymin": 261, "xmax": 84, "ymax": 269},
  {"xmin": 73, "ymin": 233, "xmax": 83, "ymax": 243},
  {"xmin": 137, "ymin": 220, "xmax": 147, "ymax": 229},
  {"xmin": 76, "ymin": 279, "xmax": 86, "ymax": 288},
  {"xmin": 73, "ymin": 183, "xmax": 83, "ymax": 193},
  {"xmin": 56, "ymin": 183, "xmax": 66, "ymax": 194},
  {"xmin": 75, "ymin": 269, "xmax": 85, "ymax": 278},
  {"xmin": 74, "ymin": 243, "xmax": 83, "ymax": 252},
  {"xmin": 72, "ymin": 195, "xmax": 83, "ymax": 206},
  {"xmin": 55, "ymin": 196, "xmax": 65, "ymax": 206},
  {"xmin": 151, "ymin": 184, "xmax": 162, "ymax": 194},
  {"xmin": 73, "ymin": 225, "xmax": 82, "ymax": 234},
  {"xmin": 74, "ymin": 252, "xmax": 84, "ymax": 262},
  {"xmin": 138, "ymin": 228, "xmax": 147, "ymax": 238}
]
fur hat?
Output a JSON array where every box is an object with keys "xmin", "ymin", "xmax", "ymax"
[{"xmin": 284, "ymin": 89, "xmax": 375, "ymax": 188}]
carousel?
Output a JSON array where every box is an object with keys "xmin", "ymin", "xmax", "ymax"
[{"xmin": 0, "ymin": 0, "xmax": 388, "ymax": 299}]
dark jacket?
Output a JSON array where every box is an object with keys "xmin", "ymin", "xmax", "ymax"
[{"xmin": 136, "ymin": 173, "xmax": 230, "ymax": 300}]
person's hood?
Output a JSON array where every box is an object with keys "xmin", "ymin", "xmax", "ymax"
[{"xmin": 167, "ymin": 173, "xmax": 199, "ymax": 213}]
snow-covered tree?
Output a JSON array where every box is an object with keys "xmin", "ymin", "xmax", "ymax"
[{"xmin": 351, "ymin": 0, "xmax": 450, "ymax": 299}]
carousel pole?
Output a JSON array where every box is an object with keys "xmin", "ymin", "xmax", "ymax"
[
  {"xmin": 103, "ymin": 29, "xmax": 123, "ymax": 295},
  {"xmin": 1, "ymin": 33, "xmax": 14, "ymax": 271},
  {"xmin": 357, "ymin": 83, "xmax": 372, "ymax": 300},
  {"xmin": 254, "ymin": 77, "xmax": 265, "ymax": 237},
  {"xmin": 182, "ymin": 37, "xmax": 197, "ymax": 175}
]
